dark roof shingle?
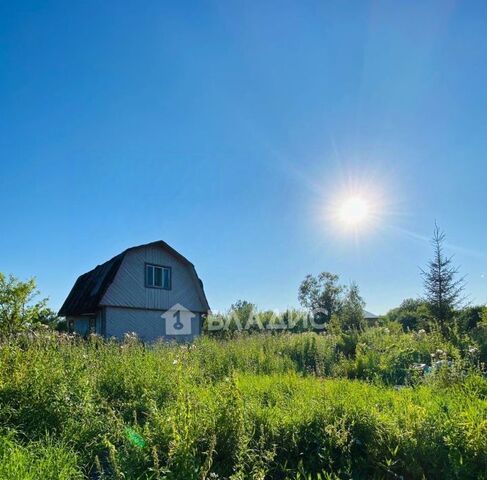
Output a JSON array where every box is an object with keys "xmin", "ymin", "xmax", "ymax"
[{"xmin": 58, "ymin": 253, "xmax": 124, "ymax": 316}]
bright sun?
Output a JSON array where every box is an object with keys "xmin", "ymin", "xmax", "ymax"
[{"xmin": 337, "ymin": 196, "xmax": 370, "ymax": 227}]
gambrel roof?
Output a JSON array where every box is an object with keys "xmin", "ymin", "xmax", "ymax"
[{"xmin": 59, "ymin": 241, "xmax": 210, "ymax": 316}]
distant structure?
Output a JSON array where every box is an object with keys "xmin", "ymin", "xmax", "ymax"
[
  {"xmin": 59, "ymin": 241, "xmax": 210, "ymax": 342},
  {"xmin": 363, "ymin": 310, "xmax": 380, "ymax": 325}
]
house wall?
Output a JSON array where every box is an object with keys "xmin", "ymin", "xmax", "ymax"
[
  {"xmin": 105, "ymin": 306, "xmax": 201, "ymax": 342},
  {"xmin": 69, "ymin": 311, "xmax": 103, "ymax": 336},
  {"xmin": 100, "ymin": 245, "xmax": 207, "ymax": 313},
  {"xmin": 71, "ymin": 316, "xmax": 89, "ymax": 336}
]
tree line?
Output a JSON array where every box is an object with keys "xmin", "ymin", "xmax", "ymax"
[
  {"xmin": 0, "ymin": 223, "xmax": 481, "ymax": 342},
  {"xmin": 296, "ymin": 223, "xmax": 472, "ymax": 339},
  {"xmin": 220, "ymin": 223, "xmax": 481, "ymax": 342}
]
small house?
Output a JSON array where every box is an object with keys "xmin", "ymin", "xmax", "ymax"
[{"xmin": 59, "ymin": 241, "xmax": 210, "ymax": 342}]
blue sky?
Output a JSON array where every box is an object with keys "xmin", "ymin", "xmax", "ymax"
[{"xmin": 1, "ymin": 0, "xmax": 486, "ymax": 314}]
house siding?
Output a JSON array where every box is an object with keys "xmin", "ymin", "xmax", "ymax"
[
  {"xmin": 100, "ymin": 245, "xmax": 206, "ymax": 313},
  {"xmin": 105, "ymin": 306, "xmax": 201, "ymax": 342}
]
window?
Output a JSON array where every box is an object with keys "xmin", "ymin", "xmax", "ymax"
[{"xmin": 146, "ymin": 264, "xmax": 171, "ymax": 289}]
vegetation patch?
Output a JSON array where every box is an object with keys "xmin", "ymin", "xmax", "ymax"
[{"xmin": 0, "ymin": 332, "xmax": 486, "ymax": 479}]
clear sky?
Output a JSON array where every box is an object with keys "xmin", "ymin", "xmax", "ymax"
[{"xmin": 1, "ymin": 0, "xmax": 486, "ymax": 314}]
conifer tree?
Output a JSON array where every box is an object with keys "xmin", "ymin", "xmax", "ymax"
[{"xmin": 421, "ymin": 223, "xmax": 465, "ymax": 334}]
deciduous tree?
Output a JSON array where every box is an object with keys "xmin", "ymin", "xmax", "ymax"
[
  {"xmin": 298, "ymin": 272, "xmax": 344, "ymax": 325},
  {"xmin": 0, "ymin": 273, "xmax": 52, "ymax": 338},
  {"xmin": 339, "ymin": 282, "xmax": 365, "ymax": 331}
]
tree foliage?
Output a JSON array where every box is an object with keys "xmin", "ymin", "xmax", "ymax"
[
  {"xmin": 455, "ymin": 305, "xmax": 484, "ymax": 332},
  {"xmin": 0, "ymin": 273, "xmax": 53, "ymax": 338},
  {"xmin": 339, "ymin": 282, "xmax": 365, "ymax": 331},
  {"xmin": 298, "ymin": 272, "xmax": 344, "ymax": 324},
  {"xmin": 229, "ymin": 299, "xmax": 256, "ymax": 325},
  {"xmin": 421, "ymin": 224, "xmax": 465, "ymax": 334},
  {"xmin": 385, "ymin": 298, "xmax": 432, "ymax": 331},
  {"xmin": 299, "ymin": 273, "xmax": 367, "ymax": 332}
]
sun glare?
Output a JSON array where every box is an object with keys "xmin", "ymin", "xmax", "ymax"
[
  {"xmin": 337, "ymin": 196, "xmax": 370, "ymax": 227},
  {"xmin": 317, "ymin": 170, "xmax": 389, "ymax": 237}
]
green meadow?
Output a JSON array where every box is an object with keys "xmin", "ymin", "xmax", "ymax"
[{"xmin": 0, "ymin": 330, "xmax": 486, "ymax": 480}]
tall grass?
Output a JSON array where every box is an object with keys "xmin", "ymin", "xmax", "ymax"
[
  {"xmin": 0, "ymin": 433, "xmax": 82, "ymax": 479},
  {"xmin": 0, "ymin": 330, "xmax": 486, "ymax": 479}
]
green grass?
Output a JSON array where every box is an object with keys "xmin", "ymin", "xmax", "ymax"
[
  {"xmin": 0, "ymin": 331, "xmax": 486, "ymax": 479},
  {"xmin": 0, "ymin": 433, "xmax": 82, "ymax": 479}
]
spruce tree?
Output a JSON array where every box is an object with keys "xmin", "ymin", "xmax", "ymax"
[{"xmin": 421, "ymin": 223, "xmax": 465, "ymax": 334}]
